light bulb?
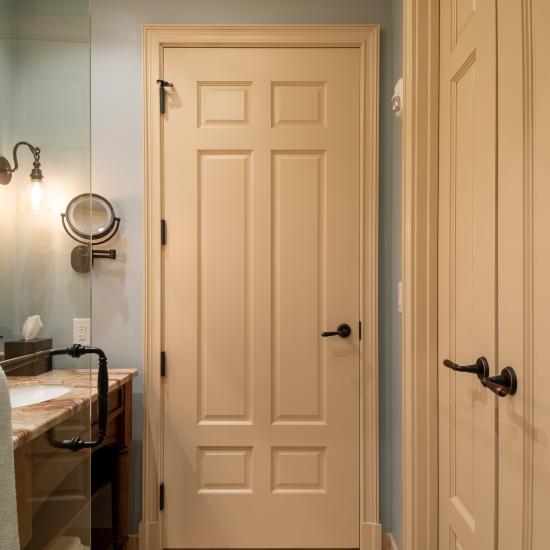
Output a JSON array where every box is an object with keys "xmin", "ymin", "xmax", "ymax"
[{"xmin": 27, "ymin": 179, "xmax": 44, "ymax": 211}]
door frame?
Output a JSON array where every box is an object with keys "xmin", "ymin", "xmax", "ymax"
[
  {"xmin": 401, "ymin": 2, "xmax": 440, "ymax": 550},
  {"xmin": 141, "ymin": 25, "xmax": 380, "ymax": 550}
]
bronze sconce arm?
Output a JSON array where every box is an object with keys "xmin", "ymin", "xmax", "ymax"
[{"xmin": 0, "ymin": 141, "xmax": 44, "ymax": 185}]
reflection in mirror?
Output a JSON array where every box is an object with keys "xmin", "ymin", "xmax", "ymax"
[
  {"xmin": 66, "ymin": 193, "xmax": 116, "ymax": 240},
  {"xmin": 0, "ymin": 0, "xmax": 93, "ymax": 548},
  {"xmin": 0, "ymin": 0, "xmax": 92, "ymax": 362}
]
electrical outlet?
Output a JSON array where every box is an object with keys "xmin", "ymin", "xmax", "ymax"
[{"xmin": 73, "ymin": 318, "xmax": 91, "ymax": 346}]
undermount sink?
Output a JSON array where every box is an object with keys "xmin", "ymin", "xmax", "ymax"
[{"xmin": 10, "ymin": 384, "xmax": 72, "ymax": 409}]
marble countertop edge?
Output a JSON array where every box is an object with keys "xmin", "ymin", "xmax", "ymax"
[{"xmin": 9, "ymin": 368, "xmax": 138, "ymax": 450}]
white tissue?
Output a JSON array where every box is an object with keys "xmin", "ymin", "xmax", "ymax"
[{"xmin": 21, "ymin": 315, "xmax": 44, "ymax": 341}]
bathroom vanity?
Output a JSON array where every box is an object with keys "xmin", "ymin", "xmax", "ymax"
[{"xmin": 10, "ymin": 369, "xmax": 137, "ymax": 550}]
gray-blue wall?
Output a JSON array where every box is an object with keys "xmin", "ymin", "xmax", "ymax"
[
  {"xmin": 90, "ymin": 0, "xmax": 403, "ymax": 541},
  {"xmin": 380, "ymin": 1, "xmax": 403, "ymax": 546}
]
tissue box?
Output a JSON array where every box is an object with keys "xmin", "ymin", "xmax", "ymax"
[{"xmin": 4, "ymin": 337, "xmax": 53, "ymax": 376}]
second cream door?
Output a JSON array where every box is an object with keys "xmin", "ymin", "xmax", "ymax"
[
  {"xmin": 438, "ymin": 0, "xmax": 498, "ymax": 548},
  {"xmin": 162, "ymin": 47, "xmax": 361, "ymax": 548}
]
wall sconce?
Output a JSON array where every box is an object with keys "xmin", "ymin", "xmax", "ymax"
[{"xmin": 0, "ymin": 141, "xmax": 45, "ymax": 210}]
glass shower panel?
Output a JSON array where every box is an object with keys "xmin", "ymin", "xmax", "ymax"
[{"xmin": 0, "ymin": 0, "xmax": 92, "ymax": 548}]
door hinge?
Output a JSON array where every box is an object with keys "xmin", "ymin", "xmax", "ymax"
[
  {"xmin": 160, "ymin": 351, "xmax": 166, "ymax": 377},
  {"xmin": 161, "ymin": 219, "xmax": 167, "ymax": 245},
  {"xmin": 156, "ymin": 79, "xmax": 173, "ymax": 114},
  {"xmin": 359, "ymin": 321, "xmax": 362, "ymax": 340},
  {"xmin": 159, "ymin": 483, "xmax": 165, "ymax": 511}
]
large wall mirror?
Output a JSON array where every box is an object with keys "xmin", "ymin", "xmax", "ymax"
[{"xmin": 0, "ymin": 1, "xmax": 94, "ymax": 547}]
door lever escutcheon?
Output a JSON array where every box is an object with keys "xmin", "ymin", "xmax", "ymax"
[
  {"xmin": 480, "ymin": 367, "xmax": 518, "ymax": 397},
  {"xmin": 442, "ymin": 357, "xmax": 489, "ymax": 378},
  {"xmin": 321, "ymin": 323, "xmax": 352, "ymax": 338}
]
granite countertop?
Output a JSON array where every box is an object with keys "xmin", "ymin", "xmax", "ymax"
[{"xmin": 9, "ymin": 369, "xmax": 138, "ymax": 450}]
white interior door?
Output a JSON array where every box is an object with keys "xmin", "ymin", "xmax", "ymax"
[
  {"xmin": 161, "ymin": 47, "xmax": 361, "ymax": 549},
  {"xmin": 438, "ymin": 0, "xmax": 498, "ymax": 548}
]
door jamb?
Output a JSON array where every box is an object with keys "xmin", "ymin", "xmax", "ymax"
[
  {"xmin": 141, "ymin": 25, "xmax": 380, "ymax": 550},
  {"xmin": 401, "ymin": 3, "xmax": 440, "ymax": 550}
]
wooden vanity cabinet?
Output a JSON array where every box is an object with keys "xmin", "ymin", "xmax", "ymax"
[{"xmin": 15, "ymin": 378, "xmax": 133, "ymax": 550}]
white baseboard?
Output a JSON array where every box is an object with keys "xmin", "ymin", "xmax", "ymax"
[
  {"xmin": 135, "ymin": 521, "xmax": 387, "ymax": 550},
  {"xmin": 138, "ymin": 520, "xmax": 161, "ymax": 550},
  {"xmin": 361, "ymin": 521, "xmax": 383, "ymax": 550},
  {"xmin": 382, "ymin": 532, "xmax": 399, "ymax": 550}
]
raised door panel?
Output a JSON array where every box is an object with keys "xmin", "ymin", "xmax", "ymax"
[
  {"xmin": 451, "ymin": 0, "xmax": 476, "ymax": 48},
  {"xmin": 198, "ymin": 82, "xmax": 251, "ymax": 127},
  {"xmin": 271, "ymin": 151, "xmax": 327, "ymax": 424},
  {"xmin": 198, "ymin": 151, "xmax": 252, "ymax": 424},
  {"xmin": 271, "ymin": 82, "xmax": 327, "ymax": 127}
]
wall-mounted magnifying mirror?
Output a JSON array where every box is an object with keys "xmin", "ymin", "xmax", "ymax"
[
  {"xmin": 61, "ymin": 193, "xmax": 120, "ymax": 273},
  {"xmin": 66, "ymin": 194, "xmax": 117, "ymax": 240}
]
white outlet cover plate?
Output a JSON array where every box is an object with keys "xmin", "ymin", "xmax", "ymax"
[{"xmin": 73, "ymin": 318, "xmax": 91, "ymax": 346}]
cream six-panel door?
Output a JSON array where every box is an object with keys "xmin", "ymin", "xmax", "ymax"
[
  {"xmin": 438, "ymin": 0, "xmax": 498, "ymax": 549},
  {"xmin": 162, "ymin": 48, "xmax": 360, "ymax": 549}
]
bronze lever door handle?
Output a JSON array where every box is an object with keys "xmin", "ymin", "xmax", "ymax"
[
  {"xmin": 479, "ymin": 367, "xmax": 518, "ymax": 397},
  {"xmin": 442, "ymin": 357, "xmax": 489, "ymax": 378},
  {"xmin": 321, "ymin": 323, "xmax": 352, "ymax": 338}
]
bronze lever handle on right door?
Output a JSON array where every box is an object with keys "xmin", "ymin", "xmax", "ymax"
[
  {"xmin": 321, "ymin": 323, "xmax": 352, "ymax": 338},
  {"xmin": 443, "ymin": 357, "xmax": 518, "ymax": 397},
  {"xmin": 442, "ymin": 357, "xmax": 489, "ymax": 378},
  {"xmin": 479, "ymin": 367, "xmax": 518, "ymax": 397}
]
